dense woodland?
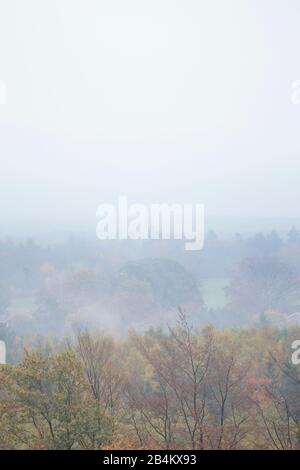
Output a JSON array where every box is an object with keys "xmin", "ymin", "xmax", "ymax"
[
  {"xmin": 1, "ymin": 313, "xmax": 300, "ymax": 449},
  {"xmin": 1, "ymin": 229, "xmax": 300, "ymax": 449}
]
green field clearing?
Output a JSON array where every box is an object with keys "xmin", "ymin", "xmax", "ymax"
[
  {"xmin": 201, "ymin": 278, "xmax": 230, "ymax": 309},
  {"xmin": 10, "ymin": 296, "xmax": 37, "ymax": 312}
]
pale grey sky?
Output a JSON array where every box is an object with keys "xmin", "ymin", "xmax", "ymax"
[{"xmin": 0, "ymin": 0, "xmax": 300, "ymax": 237}]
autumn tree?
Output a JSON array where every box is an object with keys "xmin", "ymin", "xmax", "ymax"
[{"xmin": 0, "ymin": 349, "xmax": 113, "ymax": 449}]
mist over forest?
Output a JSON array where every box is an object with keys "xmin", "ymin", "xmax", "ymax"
[
  {"xmin": 1, "ymin": 225, "xmax": 300, "ymax": 364},
  {"xmin": 1, "ymin": 0, "xmax": 300, "ymax": 453}
]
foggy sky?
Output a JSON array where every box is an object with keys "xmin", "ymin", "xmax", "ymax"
[{"xmin": 0, "ymin": 0, "xmax": 300, "ymax": 238}]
